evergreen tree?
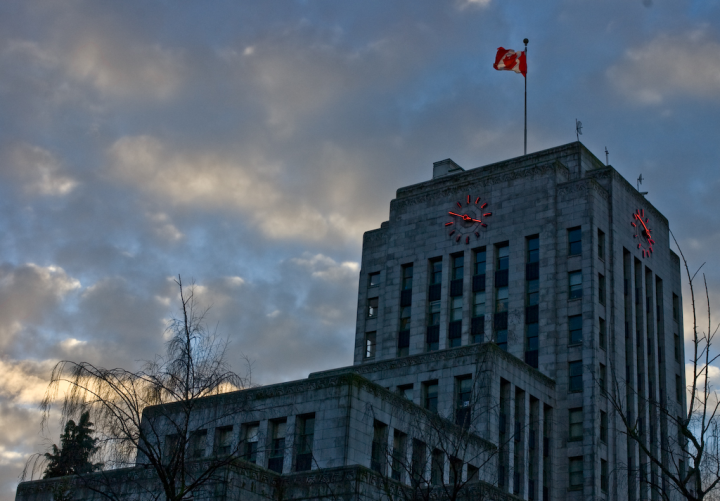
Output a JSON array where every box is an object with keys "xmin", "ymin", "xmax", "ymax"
[{"xmin": 43, "ymin": 411, "xmax": 102, "ymax": 478}]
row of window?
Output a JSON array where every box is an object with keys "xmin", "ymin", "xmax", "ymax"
[
  {"xmin": 165, "ymin": 414, "xmax": 316, "ymax": 474},
  {"xmin": 365, "ymin": 229, "xmax": 610, "ymax": 362},
  {"xmin": 394, "ymin": 376, "xmax": 473, "ymax": 427},
  {"xmin": 371, "ymin": 419, "xmax": 481, "ymax": 485}
]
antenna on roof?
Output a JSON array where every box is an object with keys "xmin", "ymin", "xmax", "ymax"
[
  {"xmin": 637, "ymin": 174, "xmax": 648, "ymax": 196},
  {"xmin": 605, "ymin": 147, "xmax": 609, "ymax": 166},
  {"xmin": 575, "ymin": 119, "xmax": 583, "ymax": 141}
]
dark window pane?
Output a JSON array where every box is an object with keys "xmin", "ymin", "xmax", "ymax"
[{"xmin": 568, "ymin": 228, "xmax": 582, "ymax": 256}]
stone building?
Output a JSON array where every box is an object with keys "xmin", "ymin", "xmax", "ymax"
[{"xmin": 17, "ymin": 142, "xmax": 686, "ymax": 501}]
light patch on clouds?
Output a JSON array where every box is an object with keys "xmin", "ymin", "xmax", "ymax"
[
  {"xmin": 608, "ymin": 30, "xmax": 720, "ymax": 104},
  {"xmin": 68, "ymin": 38, "xmax": 185, "ymax": 99},
  {"xmin": 107, "ymin": 135, "xmax": 361, "ymax": 242},
  {"xmin": 0, "ymin": 263, "xmax": 80, "ymax": 346},
  {"xmin": 60, "ymin": 338, "xmax": 87, "ymax": 351},
  {"xmin": 8, "ymin": 144, "xmax": 77, "ymax": 196},
  {"xmin": 457, "ymin": 0, "xmax": 492, "ymax": 8},
  {"xmin": 148, "ymin": 212, "xmax": 184, "ymax": 242},
  {"xmin": 289, "ymin": 253, "xmax": 360, "ymax": 282},
  {"xmin": 0, "ymin": 358, "xmax": 57, "ymax": 406}
]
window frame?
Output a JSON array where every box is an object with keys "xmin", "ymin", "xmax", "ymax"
[
  {"xmin": 569, "ymin": 361, "xmax": 583, "ymax": 392},
  {"xmin": 424, "ymin": 380, "xmax": 439, "ymax": 413},
  {"xmin": 569, "ymin": 315, "xmax": 583, "ymax": 345},
  {"xmin": 368, "ymin": 272, "xmax": 380, "ymax": 288},
  {"xmin": 367, "ymin": 297, "xmax": 379, "ymax": 318},
  {"xmin": 569, "ymin": 456, "xmax": 583, "ymax": 489},
  {"xmin": 364, "ymin": 331, "xmax": 377, "ymax": 360},
  {"xmin": 569, "ymin": 408, "xmax": 583, "ymax": 441},
  {"xmin": 568, "ymin": 227, "xmax": 582, "ymax": 256},
  {"xmin": 569, "ymin": 271, "xmax": 583, "ymax": 300}
]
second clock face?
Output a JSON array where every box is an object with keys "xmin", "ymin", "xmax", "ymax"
[
  {"xmin": 445, "ymin": 194, "xmax": 492, "ymax": 244},
  {"xmin": 632, "ymin": 208, "xmax": 654, "ymax": 257}
]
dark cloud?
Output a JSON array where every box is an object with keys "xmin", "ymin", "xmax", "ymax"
[{"xmin": 2, "ymin": 1, "xmax": 720, "ymax": 499}]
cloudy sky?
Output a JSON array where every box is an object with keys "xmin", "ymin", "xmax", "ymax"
[{"xmin": 2, "ymin": 0, "xmax": 720, "ymax": 497}]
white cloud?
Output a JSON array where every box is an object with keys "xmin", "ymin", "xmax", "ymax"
[
  {"xmin": 0, "ymin": 358, "xmax": 57, "ymax": 406},
  {"xmin": 608, "ymin": 30, "xmax": 720, "ymax": 104},
  {"xmin": 68, "ymin": 38, "xmax": 185, "ymax": 99},
  {"xmin": 8, "ymin": 144, "xmax": 77, "ymax": 196},
  {"xmin": 289, "ymin": 253, "xmax": 360, "ymax": 282},
  {"xmin": 0, "ymin": 263, "xmax": 80, "ymax": 346},
  {"xmin": 457, "ymin": 0, "xmax": 492, "ymax": 8},
  {"xmin": 107, "ymin": 135, "xmax": 362, "ymax": 242}
]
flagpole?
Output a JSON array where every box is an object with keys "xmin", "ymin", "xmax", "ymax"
[{"xmin": 524, "ymin": 38, "xmax": 528, "ymax": 155}]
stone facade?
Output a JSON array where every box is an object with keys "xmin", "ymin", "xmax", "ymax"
[
  {"xmin": 16, "ymin": 142, "xmax": 686, "ymax": 501},
  {"xmin": 354, "ymin": 142, "xmax": 686, "ymax": 500}
]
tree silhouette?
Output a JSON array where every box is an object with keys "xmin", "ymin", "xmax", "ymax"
[{"xmin": 43, "ymin": 411, "xmax": 102, "ymax": 478}]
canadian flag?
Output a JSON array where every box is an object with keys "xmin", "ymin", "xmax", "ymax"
[{"xmin": 493, "ymin": 47, "xmax": 527, "ymax": 77}]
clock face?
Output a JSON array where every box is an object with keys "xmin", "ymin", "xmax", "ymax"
[
  {"xmin": 445, "ymin": 194, "xmax": 492, "ymax": 244},
  {"xmin": 632, "ymin": 208, "xmax": 654, "ymax": 257}
]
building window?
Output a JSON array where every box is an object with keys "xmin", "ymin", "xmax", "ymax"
[
  {"xmin": 367, "ymin": 297, "xmax": 378, "ymax": 318},
  {"xmin": 569, "ymin": 361, "xmax": 583, "ymax": 392},
  {"xmin": 599, "ymin": 317, "xmax": 606, "ymax": 350},
  {"xmin": 431, "ymin": 259, "xmax": 442, "ymax": 285},
  {"xmin": 188, "ymin": 430, "xmax": 207, "ymax": 459},
  {"xmin": 569, "ymin": 408, "xmax": 583, "ymax": 441},
  {"xmin": 431, "ymin": 449, "xmax": 444, "ymax": 486},
  {"xmin": 569, "ymin": 456, "xmax": 583, "ymax": 489},
  {"xmin": 412, "ymin": 440, "xmax": 426, "ymax": 484},
  {"xmin": 391, "ymin": 431, "xmax": 407, "ymax": 482},
  {"xmin": 364, "ymin": 332, "xmax": 376, "ymax": 359},
  {"xmin": 369, "ymin": 272, "xmax": 380, "ymax": 288},
  {"xmin": 569, "ymin": 271, "xmax": 582, "ymax": 299},
  {"xmin": 455, "ymin": 376, "xmax": 472, "ymax": 428},
  {"xmin": 452, "ymin": 254, "xmax": 464, "ymax": 280},
  {"xmin": 527, "ymin": 278, "xmax": 539, "ymax": 306},
  {"xmin": 371, "ymin": 420, "xmax": 388, "ymax": 473},
  {"xmin": 427, "ymin": 298, "xmax": 440, "ymax": 351},
  {"xmin": 424, "ymin": 381, "xmax": 439, "ymax": 413},
  {"xmin": 568, "ymin": 227, "xmax": 582, "ymax": 256},
  {"xmin": 450, "ymin": 296, "xmax": 463, "ymax": 322},
  {"xmin": 428, "ymin": 301, "xmax": 441, "ymax": 325},
  {"xmin": 165, "ymin": 434, "xmax": 179, "ymax": 462},
  {"xmin": 676, "ymin": 375, "xmax": 683, "ymax": 402},
  {"xmin": 397, "ymin": 329, "xmax": 410, "ymax": 357},
  {"xmin": 599, "ymin": 273, "xmax": 606, "ymax": 305},
  {"xmin": 268, "ymin": 420, "xmax": 286, "ymax": 473},
  {"xmin": 295, "ymin": 414, "xmax": 315, "ymax": 472},
  {"xmin": 673, "ymin": 293, "xmax": 680, "ymax": 322},
  {"xmin": 601, "ymin": 459, "xmax": 609, "ymax": 492},
  {"xmin": 526, "ymin": 323, "xmax": 539, "ymax": 351},
  {"xmin": 474, "ymin": 248, "xmax": 487, "ymax": 275},
  {"xmin": 599, "ymin": 364, "xmax": 606, "ymax": 394},
  {"xmin": 496, "ymin": 286, "xmax": 509, "ymax": 313},
  {"xmin": 243, "ymin": 423, "xmax": 259, "ymax": 464},
  {"xmin": 214, "ymin": 426, "xmax": 233, "ymax": 456},
  {"xmin": 497, "ymin": 244, "xmax": 509, "ymax": 270},
  {"xmin": 473, "ymin": 291, "xmax": 485, "ymax": 317},
  {"xmin": 569, "ymin": 315, "xmax": 582, "ymax": 345},
  {"xmin": 600, "ymin": 411, "xmax": 608, "ymax": 443},
  {"xmin": 598, "ymin": 229, "xmax": 606, "ymax": 260},
  {"xmin": 400, "ymin": 306, "xmax": 411, "ymax": 331},
  {"xmin": 675, "ymin": 333, "xmax": 681, "ymax": 362},
  {"xmin": 402, "ymin": 264, "xmax": 413, "ymax": 290},
  {"xmin": 397, "ymin": 384, "xmax": 413, "ymax": 401},
  {"xmin": 527, "ymin": 236, "xmax": 539, "ymax": 263}
]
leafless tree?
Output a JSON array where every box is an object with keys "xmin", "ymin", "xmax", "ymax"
[
  {"xmin": 607, "ymin": 236, "xmax": 720, "ymax": 500},
  {"xmin": 24, "ymin": 276, "xmax": 253, "ymax": 501}
]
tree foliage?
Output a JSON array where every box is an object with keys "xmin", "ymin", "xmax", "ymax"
[{"xmin": 43, "ymin": 411, "xmax": 102, "ymax": 478}]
